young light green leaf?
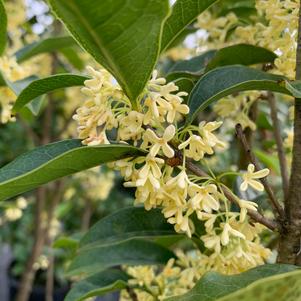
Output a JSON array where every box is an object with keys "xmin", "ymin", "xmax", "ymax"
[
  {"xmin": 254, "ymin": 149, "xmax": 280, "ymax": 175},
  {"xmin": 48, "ymin": 0, "xmax": 170, "ymax": 104},
  {"xmin": 205, "ymin": 44, "xmax": 277, "ymax": 71},
  {"xmin": 187, "ymin": 65, "xmax": 290, "ymax": 123},
  {"xmin": 166, "ymin": 264, "xmax": 299, "ymax": 301},
  {"xmin": 161, "ymin": 0, "xmax": 218, "ymax": 52},
  {"xmin": 15, "ymin": 36, "xmax": 77, "ymax": 63},
  {"xmin": 218, "ymin": 269, "xmax": 301, "ymax": 301},
  {"xmin": 0, "ymin": 0, "xmax": 7, "ymax": 55},
  {"xmin": 53, "ymin": 236, "xmax": 80, "ymax": 252},
  {"xmin": 65, "ymin": 269, "xmax": 129, "ymax": 301},
  {"xmin": 0, "ymin": 139, "xmax": 143, "ymax": 201},
  {"xmin": 68, "ymin": 239, "xmax": 175, "ymax": 277},
  {"xmin": 80, "ymin": 207, "xmax": 176, "ymax": 249},
  {"xmin": 12, "ymin": 74, "xmax": 88, "ymax": 112}
]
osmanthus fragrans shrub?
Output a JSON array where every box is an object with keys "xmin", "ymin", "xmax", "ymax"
[{"xmin": 1, "ymin": 0, "xmax": 301, "ymax": 300}]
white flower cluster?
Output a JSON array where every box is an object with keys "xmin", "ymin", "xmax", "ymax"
[{"xmin": 74, "ymin": 67, "xmax": 271, "ymax": 274}]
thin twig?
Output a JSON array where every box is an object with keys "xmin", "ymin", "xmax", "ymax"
[
  {"xmin": 126, "ymin": 287, "xmax": 139, "ymax": 301},
  {"xmin": 268, "ymin": 92, "xmax": 289, "ymax": 200},
  {"xmin": 235, "ymin": 123, "xmax": 285, "ymax": 220},
  {"xmin": 185, "ymin": 160, "xmax": 278, "ymax": 231}
]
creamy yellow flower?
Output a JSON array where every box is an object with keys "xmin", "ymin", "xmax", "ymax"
[
  {"xmin": 220, "ymin": 222, "xmax": 246, "ymax": 246},
  {"xmin": 198, "ymin": 121, "xmax": 225, "ymax": 148},
  {"xmin": 240, "ymin": 164, "xmax": 270, "ymax": 191},
  {"xmin": 118, "ymin": 111, "xmax": 144, "ymax": 141},
  {"xmin": 16, "ymin": 197, "xmax": 27, "ymax": 209},
  {"xmin": 237, "ymin": 199, "xmax": 259, "ymax": 222},
  {"xmin": 165, "ymin": 92, "xmax": 189, "ymax": 123},
  {"xmin": 188, "ymin": 183, "xmax": 219, "ymax": 213},
  {"xmin": 5, "ymin": 207, "xmax": 22, "ymax": 221},
  {"xmin": 202, "ymin": 232, "xmax": 222, "ymax": 253},
  {"xmin": 143, "ymin": 125, "xmax": 175, "ymax": 158},
  {"xmin": 178, "ymin": 135, "xmax": 209, "ymax": 161}
]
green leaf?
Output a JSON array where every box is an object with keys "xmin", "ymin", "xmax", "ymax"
[
  {"xmin": 15, "ymin": 36, "xmax": 77, "ymax": 63},
  {"xmin": 205, "ymin": 44, "xmax": 277, "ymax": 71},
  {"xmin": 60, "ymin": 47, "xmax": 85, "ymax": 70},
  {"xmin": 166, "ymin": 264, "xmax": 299, "ymax": 301},
  {"xmin": 80, "ymin": 207, "xmax": 176, "ymax": 249},
  {"xmin": 187, "ymin": 65, "xmax": 290, "ymax": 123},
  {"xmin": 254, "ymin": 149, "xmax": 280, "ymax": 175},
  {"xmin": 165, "ymin": 25, "xmax": 197, "ymax": 50},
  {"xmin": 12, "ymin": 74, "xmax": 88, "ymax": 113},
  {"xmin": 6, "ymin": 76, "xmax": 45, "ymax": 116},
  {"xmin": 169, "ymin": 50, "xmax": 217, "ymax": 74},
  {"xmin": 48, "ymin": 0, "xmax": 170, "ymax": 104},
  {"xmin": 65, "ymin": 269, "xmax": 129, "ymax": 301},
  {"xmin": 53, "ymin": 236, "xmax": 80, "ymax": 251},
  {"xmin": 0, "ymin": 0, "xmax": 7, "ymax": 55},
  {"xmin": 161, "ymin": 0, "xmax": 218, "ymax": 52},
  {"xmin": 0, "ymin": 139, "xmax": 143, "ymax": 201},
  {"xmin": 68, "ymin": 239, "xmax": 175, "ymax": 276},
  {"xmin": 172, "ymin": 77, "xmax": 195, "ymax": 98},
  {"xmin": 218, "ymin": 269, "xmax": 301, "ymax": 301},
  {"xmin": 285, "ymin": 80, "xmax": 301, "ymax": 98}
]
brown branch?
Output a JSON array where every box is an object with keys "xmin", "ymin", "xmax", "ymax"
[
  {"xmin": 268, "ymin": 92, "xmax": 289, "ymax": 200},
  {"xmin": 15, "ymin": 187, "xmax": 47, "ymax": 301},
  {"xmin": 81, "ymin": 199, "xmax": 93, "ymax": 232},
  {"xmin": 185, "ymin": 160, "xmax": 277, "ymax": 231},
  {"xmin": 126, "ymin": 287, "xmax": 139, "ymax": 301},
  {"xmin": 238, "ymin": 99, "xmax": 257, "ymax": 170},
  {"xmin": 278, "ymin": 0, "xmax": 301, "ymax": 265},
  {"xmin": 44, "ymin": 180, "xmax": 64, "ymax": 301},
  {"xmin": 235, "ymin": 123, "xmax": 285, "ymax": 220}
]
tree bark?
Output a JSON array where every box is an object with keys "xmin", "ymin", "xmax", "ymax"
[{"xmin": 277, "ymin": 0, "xmax": 301, "ymax": 264}]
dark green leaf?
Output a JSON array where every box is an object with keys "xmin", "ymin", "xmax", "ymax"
[
  {"xmin": 6, "ymin": 76, "xmax": 45, "ymax": 116},
  {"xmin": 80, "ymin": 207, "xmax": 176, "ymax": 249},
  {"xmin": 65, "ymin": 269, "xmax": 129, "ymax": 301},
  {"xmin": 48, "ymin": 0, "xmax": 170, "ymax": 104},
  {"xmin": 165, "ymin": 26, "xmax": 197, "ymax": 50},
  {"xmin": 0, "ymin": 139, "xmax": 143, "ymax": 201},
  {"xmin": 205, "ymin": 44, "xmax": 277, "ymax": 71},
  {"xmin": 169, "ymin": 50, "xmax": 217, "ymax": 74},
  {"xmin": 12, "ymin": 74, "xmax": 88, "ymax": 112},
  {"xmin": 187, "ymin": 65, "xmax": 290, "ymax": 123},
  {"xmin": 68, "ymin": 239, "xmax": 175, "ymax": 276},
  {"xmin": 161, "ymin": 0, "xmax": 218, "ymax": 52},
  {"xmin": 166, "ymin": 72, "xmax": 199, "ymax": 83},
  {"xmin": 0, "ymin": 0, "xmax": 7, "ymax": 55},
  {"xmin": 172, "ymin": 77, "xmax": 195, "ymax": 98},
  {"xmin": 166, "ymin": 264, "xmax": 299, "ymax": 301},
  {"xmin": 15, "ymin": 36, "xmax": 77, "ymax": 63}
]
